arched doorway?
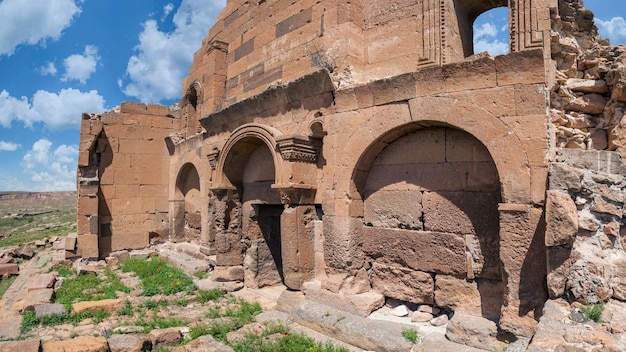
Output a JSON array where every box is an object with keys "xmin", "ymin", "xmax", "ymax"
[
  {"xmin": 218, "ymin": 136, "xmax": 284, "ymax": 288},
  {"xmin": 174, "ymin": 163, "xmax": 201, "ymax": 242},
  {"xmin": 360, "ymin": 125, "xmax": 504, "ymax": 321}
]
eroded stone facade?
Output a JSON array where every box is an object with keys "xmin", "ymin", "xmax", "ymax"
[{"xmin": 76, "ymin": 0, "xmax": 626, "ymax": 339}]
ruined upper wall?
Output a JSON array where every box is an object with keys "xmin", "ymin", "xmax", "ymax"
[{"xmin": 180, "ymin": 0, "xmax": 557, "ymax": 119}]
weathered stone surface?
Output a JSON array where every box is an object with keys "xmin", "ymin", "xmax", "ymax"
[
  {"xmin": 434, "ymin": 275, "xmax": 503, "ymax": 321},
  {"xmin": 545, "ymin": 190, "xmax": 578, "ymax": 247},
  {"xmin": 371, "ymin": 263, "xmax": 434, "ymax": 304},
  {"xmin": 148, "ymin": 327, "xmax": 183, "ymax": 347},
  {"xmin": 34, "ymin": 303, "xmax": 67, "ymax": 319},
  {"xmin": 107, "ymin": 334, "xmax": 151, "ymax": 352},
  {"xmin": 171, "ymin": 335, "xmax": 234, "ymax": 352},
  {"xmin": 212, "ymin": 265, "xmax": 244, "ymax": 282},
  {"xmin": 430, "ymin": 314, "xmax": 449, "ymax": 326},
  {"xmin": 445, "ymin": 313, "xmax": 499, "ymax": 352},
  {"xmin": 72, "ymin": 298, "xmax": 123, "ymax": 314},
  {"xmin": 15, "ymin": 244, "xmax": 35, "ymax": 259},
  {"xmin": 42, "ymin": 336, "xmax": 108, "ymax": 352},
  {"xmin": 0, "ymin": 339, "xmax": 40, "ymax": 352},
  {"xmin": 565, "ymin": 93, "xmax": 607, "ymax": 114},
  {"xmin": 12, "ymin": 288, "xmax": 54, "ymax": 312},
  {"xmin": 362, "ymin": 227, "xmax": 466, "ymax": 276},
  {"xmin": 0, "ymin": 263, "xmax": 18, "ymax": 276},
  {"xmin": 28, "ymin": 273, "xmax": 57, "ymax": 291}
]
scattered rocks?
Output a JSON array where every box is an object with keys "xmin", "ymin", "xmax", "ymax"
[
  {"xmin": 148, "ymin": 327, "xmax": 183, "ymax": 347},
  {"xmin": 15, "ymin": 244, "xmax": 35, "ymax": 259},
  {"xmin": 430, "ymin": 314, "xmax": 449, "ymax": 326}
]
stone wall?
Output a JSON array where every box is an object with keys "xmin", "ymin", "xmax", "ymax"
[
  {"xmin": 546, "ymin": 149, "xmax": 626, "ymax": 303},
  {"xmin": 76, "ymin": 103, "xmax": 178, "ymax": 257}
]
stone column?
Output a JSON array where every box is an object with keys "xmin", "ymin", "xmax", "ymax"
[
  {"xmin": 211, "ymin": 188, "xmax": 245, "ymax": 282},
  {"xmin": 498, "ymin": 203, "xmax": 547, "ymax": 337},
  {"xmin": 169, "ymin": 199, "xmax": 185, "ymax": 242},
  {"xmin": 280, "ymin": 205, "xmax": 316, "ymax": 290}
]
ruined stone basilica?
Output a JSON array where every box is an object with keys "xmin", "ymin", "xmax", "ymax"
[{"xmin": 76, "ymin": 0, "xmax": 626, "ymax": 338}]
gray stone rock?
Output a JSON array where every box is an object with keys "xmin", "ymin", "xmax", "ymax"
[
  {"xmin": 445, "ymin": 313, "xmax": 500, "ymax": 351},
  {"xmin": 107, "ymin": 334, "xmax": 151, "ymax": 352},
  {"xmin": 430, "ymin": 314, "xmax": 449, "ymax": 326},
  {"xmin": 148, "ymin": 327, "xmax": 183, "ymax": 347},
  {"xmin": 34, "ymin": 303, "xmax": 67, "ymax": 319}
]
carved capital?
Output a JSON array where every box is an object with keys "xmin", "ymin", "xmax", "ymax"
[
  {"xmin": 272, "ymin": 184, "xmax": 316, "ymax": 205},
  {"xmin": 207, "ymin": 40, "xmax": 228, "ymax": 54},
  {"xmin": 207, "ymin": 148, "xmax": 220, "ymax": 170},
  {"xmin": 276, "ymin": 135, "xmax": 318, "ymax": 163}
]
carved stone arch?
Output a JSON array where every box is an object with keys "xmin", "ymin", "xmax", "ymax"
[
  {"xmin": 171, "ymin": 162, "xmax": 203, "ymax": 242},
  {"xmin": 213, "ymin": 124, "xmax": 285, "ymax": 191}
]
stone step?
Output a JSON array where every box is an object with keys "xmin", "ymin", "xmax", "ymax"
[
  {"xmin": 158, "ymin": 248, "xmax": 210, "ymax": 274},
  {"xmin": 277, "ymin": 291, "xmax": 491, "ymax": 352}
]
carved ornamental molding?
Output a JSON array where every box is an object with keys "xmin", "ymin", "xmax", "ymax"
[
  {"xmin": 275, "ymin": 135, "xmax": 318, "ymax": 163},
  {"xmin": 207, "ymin": 148, "xmax": 220, "ymax": 170}
]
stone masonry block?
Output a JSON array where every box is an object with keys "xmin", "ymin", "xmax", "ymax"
[
  {"xmin": 422, "ymin": 191, "xmax": 500, "ymax": 236},
  {"xmin": 77, "ymin": 234, "xmax": 99, "ymax": 259},
  {"xmin": 371, "ymin": 263, "xmax": 434, "ymax": 304},
  {"xmin": 364, "ymin": 189, "xmax": 423, "ymax": 230},
  {"xmin": 362, "ymin": 227, "xmax": 466, "ymax": 275}
]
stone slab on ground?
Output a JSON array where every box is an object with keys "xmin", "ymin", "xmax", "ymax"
[
  {"xmin": 445, "ymin": 313, "xmax": 500, "ymax": 351},
  {"xmin": 277, "ymin": 291, "xmax": 415, "ymax": 351},
  {"xmin": 0, "ymin": 339, "xmax": 40, "ymax": 352},
  {"xmin": 158, "ymin": 249, "xmax": 210, "ymax": 273},
  {"xmin": 170, "ymin": 334, "xmax": 234, "ymax": 352},
  {"xmin": 11, "ymin": 288, "xmax": 54, "ymax": 312},
  {"xmin": 0, "ymin": 263, "xmax": 19, "ymax": 275},
  {"xmin": 107, "ymin": 333, "xmax": 151, "ymax": 352},
  {"xmin": 41, "ymin": 336, "xmax": 108, "ymax": 352},
  {"xmin": 196, "ymin": 279, "xmax": 243, "ymax": 293},
  {"xmin": 35, "ymin": 303, "xmax": 67, "ymax": 319},
  {"xmin": 28, "ymin": 273, "xmax": 57, "ymax": 291},
  {"xmin": 72, "ymin": 298, "xmax": 123, "ymax": 314},
  {"xmin": 302, "ymin": 281, "xmax": 384, "ymax": 317},
  {"xmin": 0, "ymin": 316, "xmax": 22, "ymax": 340}
]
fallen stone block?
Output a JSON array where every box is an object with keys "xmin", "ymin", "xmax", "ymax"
[
  {"xmin": 445, "ymin": 313, "xmax": 500, "ymax": 351},
  {"xmin": 196, "ymin": 279, "xmax": 243, "ymax": 292},
  {"xmin": 35, "ymin": 303, "xmax": 67, "ymax": 320},
  {"xmin": 15, "ymin": 244, "xmax": 35, "ymax": 259},
  {"xmin": 0, "ymin": 263, "xmax": 19, "ymax": 276},
  {"xmin": 107, "ymin": 334, "xmax": 151, "ymax": 352},
  {"xmin": 28, "ymin": 273, "xmax": 57, "ymax": 291},
  {"xmin": 148, "ymin": 327, "xmax": 183, "ymax": 347},
  {"xmin": 0, "ymin": 339, "xmax": 40, "ymax": 352},
  {"xmin": 72, "ymin": 298, "xmax": 123, "ymax": 314},
  {"xmin": 41, "ymin": 336, "xmax": 108, "ymax": 352},
  {"xmin": 171, "ymin": 334, "xmax": 234, "ymax": 352},
  {"xmin": 12, "ymin": 289, "xmax": 54, "ymax": 312}
]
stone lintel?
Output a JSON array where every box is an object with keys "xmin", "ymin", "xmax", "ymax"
[{"xmin": 272, "ymin": 184, "xmax": 317, "ymax": 205}]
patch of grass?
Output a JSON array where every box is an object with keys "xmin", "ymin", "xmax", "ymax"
[
  {"xmin": 54, "ymin": 269, "xmax": 130, "ymax": 305},
  {"xmin": 204, "ymin": 297, "xmax": 263, "ymax": 342},
  {"xmin": 581, "ymin": 302, "xmax": 605, "ymax": 323},
  {"xmin": 143, "ymin": 299, "xmax": 159, "ymax": 311},
  {"xmin": 197, "ymin": 289, "xmax": 226, "ymax": 303},
  {"xmin": 194, "ymin": 271, "xmax": 208, "ymax": 279},
  {"xmin": 132, "ymin": 316, "xmax": 187, "ymax": 333},
  {"xmin": 175, "ymin": 299, "xmax": 188, "ymax": 307},
  {"xmin": 0, "ymin": 276, "xmax": 17, "ymax": 299},
  {"xmin": 20, "ymin": 309, "xmax": 110, "ymax": 333},
  {"xmin": 49, "ymin": 263, "xmax": 75, "ymax": 277},
  {"xmin": 121, "ymin": 257, "xmax": 196, "ymax": 296},
  {"xmin": 401, "ymin": 327, "xmax": 421, "ymax": 344},
  {"xmin": 231, "ymin": 324, "xmax": 350, "ymax": 352},
  {"xmin": 116, "ymin": 300, "xmax": 134, "ymax": 316}
]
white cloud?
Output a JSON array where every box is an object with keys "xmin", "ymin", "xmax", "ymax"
[
  {"xmin": 475, "ymin": 23, "xmax": 498, "ymax": 40},
  {"xmin": 474, "ymin": 39, "xmax": 509, "ymax": 56},
  {"xmin": 121, "ymin": 0, "xmax": 226, "ymax": 103},
  {"xmin": 0, "ymin": 0, "xmax": 81, "ymax": 56},
  {"xmin": 473, "ymin": 21, "xmax": 509, "ymax": 56},
  {"xmin": 62, "ymin": 45, "xmax": 99, "ymax": 84},
  {"xmin": 162, "ymin": 3, "xmax": 175, "ymax": 21},
  {"xmin": 0, "ymin": 141, "xmax": 20, "ymax": 151},
  {"xmin": 21, "ymin": 139, "xmax": 77, "ymax": 191},
  {"xmin": 0, "ymin": 88, "xmax": 105, "ymax": 130},
  {"xmin": 596, "ymin": 17, "xmax": 626, "ymax": 45},
  {"xmin": 39, "ymin": 62, "xmax": 58, "ymax": 76}
]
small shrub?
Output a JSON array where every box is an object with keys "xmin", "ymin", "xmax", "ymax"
[
  {"xmin": 401, "ymin": 328, "xmax": 421, "ymax": 344},
  {"xmin": 49, "ymin": 263, "xmax": 75, "ymax": 277},
  {"xmin": 175, "ymin": 299, "xmax": 188, "ymax": 307},
  {"xmin": 581, "ymin": 302, "xmax": 604, "ymax": 323},
  {"xmin": 230, "ymin": 323, "xmax": 350, "ymax": 352},
  {"xmin": 197, "ymin": 289, "xmax": 226, "ymax": 303},
  {"xmin": 143, "ymin": 299, "xmax": 159, "ymax": 311},
  {"xmin": 194, "ymin": 271, "xmax": 208, "ymax": 279},
  {"xmin": 0, "ymin": 276, "xmax": 16, "ymax": 299},
  {"xmin": 20, "ymin": 311, "xmax": 38, "ymax": 333}
]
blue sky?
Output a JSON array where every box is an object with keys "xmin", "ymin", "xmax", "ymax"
[{"xmin": 0, "ymin": 0, "xmax": 624, "ymax": 191}]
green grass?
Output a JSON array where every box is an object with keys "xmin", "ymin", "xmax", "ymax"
[
  {"xmin": 581, "ymin": 302, "xmax": 605, "ymax": 323},
  {"xmin": 230, "ymin": 323, "xmax": 350, "ymax": 352},
  {"xmin": 204, "ymin": 297, "xmax": 263, "ymax": 342},
  {"xmin": 116, "ymin": 300, "xmax": 134, "ymax": 316},
  {"xmin": 49, "ymin": 263, "xmax": 75, "ymax": 277},
  {"xmin": 131, "ymin": 316, "xmax": 187, "ymax": 333},
  {"xmin": 401, "ymin": 327, "xmax": 421, "ymax": 344},
  {"xmin": 54, "ymin": 268, "xmax": 130, "ymax": 305},
  {"xmin": 120, "ymin": 257, "xmax": 196, "ymax": 296},
  {"xmin": 20, "ymin": 309, "xmax": 110, "ymax": 333},
  {"xmin": 0, "ymin": 276, "xmax": 17, "ymax": 299},
  {"xmin": 197, "ymin": 289, "xmax": 226, "ymax": 303}
]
